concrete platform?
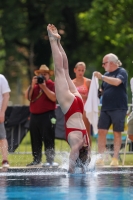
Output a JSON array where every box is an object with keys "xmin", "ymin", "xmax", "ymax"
[
  {"xmin": 0, "ymin": 166, "xmax": 133, "ymax": 173},
  {"xmin": 95, "ymin": 165, "xmax": 133, "ymax": 172},
  {"xmin": 0, "ymin": 166, "xmax": 67, "ymax": 173}
]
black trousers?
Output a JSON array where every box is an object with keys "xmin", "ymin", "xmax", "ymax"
[{"xmin": 29, "ymin": 110, "xmax": 56, "ymax": 163}]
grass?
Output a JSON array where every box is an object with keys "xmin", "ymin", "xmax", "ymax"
[
  {"xmin": 7, "ymin": 132, "xmax": 71, "ymax": 167},
  {"xmin": 2, "ymin": 132, "xmax": 133, "ymax": 167}
]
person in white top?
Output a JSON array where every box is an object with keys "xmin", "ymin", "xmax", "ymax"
[
  {"xmin": 0, "ymin": 74, "xmax": 11, "ymax": 168},
  {"xmin": 127, "ymin": 78, "xmax": 133, "ymax": 142}
]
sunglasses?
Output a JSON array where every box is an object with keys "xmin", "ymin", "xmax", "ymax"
[{"xmin": 102, "ymin": 61, "xmax": 108, "ymax": 65}]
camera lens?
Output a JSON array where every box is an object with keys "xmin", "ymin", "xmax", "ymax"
[{"xmin": 37, "ymin": 75, "xmax": 45, "ymax": 84}]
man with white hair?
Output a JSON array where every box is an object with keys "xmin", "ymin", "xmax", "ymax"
[{"xmin": 94, "ymin": 53, "xmax": 128, "ymax": 166}]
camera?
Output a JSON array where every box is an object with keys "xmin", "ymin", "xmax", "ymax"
[{"xmin": 37, "ymin": 75, "xmax": 45, "ymax": 84}]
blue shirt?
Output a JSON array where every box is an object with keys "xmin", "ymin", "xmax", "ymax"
[{"xmin": 101, "ymin": 67, "xmax": 128, "ymax": 111}]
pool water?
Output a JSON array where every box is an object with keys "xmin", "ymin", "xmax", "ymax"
[{"xmin": 0, "ymin": 170, "xmax": 133, "ymax": 200}]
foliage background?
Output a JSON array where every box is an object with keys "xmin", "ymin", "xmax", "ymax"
[{"xmin": 0, "ymin": 0, "xmax": 133, "ymax": 104}]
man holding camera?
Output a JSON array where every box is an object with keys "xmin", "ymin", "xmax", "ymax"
[{"xmin": 25, "ymin": 64, "xmax": 58, "ymax": 167}]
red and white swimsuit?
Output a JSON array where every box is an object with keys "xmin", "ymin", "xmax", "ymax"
[{"xmin": 64, "ymin": 96, "xmax": 88, "ymax": 145}]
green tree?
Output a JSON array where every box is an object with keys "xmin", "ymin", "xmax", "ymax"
[
  {"xmin": 0, "ymin": 0, "xmax": 93, "ymax": 78},
  {"xmin": 0, "ymin": 0, "xmax": 133, "ymax": 103},
  {"xmin": 0, "ymin": 0, "xmax": 93, "ymax": 103},
  {"xmin": 78, "ymin": 0, "xmax": 133, "ymax": 74}
]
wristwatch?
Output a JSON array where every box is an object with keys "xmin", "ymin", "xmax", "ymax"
[{"xmin": 101, "ymin": 75, "xmax": 105, "ymax": 80}]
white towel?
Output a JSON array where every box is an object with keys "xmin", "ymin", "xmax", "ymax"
[{"xmin": 84, "ymin": 73, "xmax": 99, "ymax": 134}]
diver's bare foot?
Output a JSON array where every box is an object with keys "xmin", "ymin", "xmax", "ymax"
[
  {"xmin": 51, "ymin": 24, "xmax": 61, "ymax": 39},
  {"xmin": 47, "ymin": 24, "xmax": 60, "ymax": 40}
]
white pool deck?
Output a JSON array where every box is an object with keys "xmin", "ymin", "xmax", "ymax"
[{"xmin": 0, "ymin": 166, "xmax": 133, "ymax": 173}]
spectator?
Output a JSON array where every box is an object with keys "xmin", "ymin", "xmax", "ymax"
[
  {"xmin": 127, "ymin": 78, "xmax": 133, "ymax": 142},
  {"xmin": 25, "ymin": 64, "xmax": 58, "ymax": 167},
  {"xmin": 47, "ymin": 24, "xmax": 90, "ymax": 173},
  {"xmin": 0, "ymin": 74, "xmax": 11, "ymax": 168},
  {"xmin": 73, "ymin": 62, "xmax": 91, "ymax": 145},
  {"xmin": 94, "ymin": 53, "xmax": 128, "ymax": 166}
]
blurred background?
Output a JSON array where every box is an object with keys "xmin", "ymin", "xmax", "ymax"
[{"xmin": 0, "ymin": 0, "xmax": 133, "ymax": 105}]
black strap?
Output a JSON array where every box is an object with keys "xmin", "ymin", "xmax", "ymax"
[
  {"xmin": 30, "ymin": 90, "xmax": 43, "ymax": 103},
  {"xmin": 28, "ymin": 86, "xmax": 43, "ymax": 103}
]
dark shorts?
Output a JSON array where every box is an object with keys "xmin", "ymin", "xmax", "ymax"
[
  {"xmin": 98, "ymin": 110, "xmax": 127, "ymax": 132},
  {"xmin": 0, "ymin": 123, "xmax": 6, "ymax": 139},
  {"xmin": 127, "ymin": 111, "xmax": 133, "ymax": 135}
]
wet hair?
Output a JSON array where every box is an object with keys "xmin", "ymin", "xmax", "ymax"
[
  {"xmin": 76, "ymin": 145, "xmax": 91, "ymax": 167},
  {"xmin": 75, "ymin": 62, "xmax": 86, "ymax": 69},
  {"xmin": 106, "ymin": 53, "xmax": 122, "ymax": 66}
]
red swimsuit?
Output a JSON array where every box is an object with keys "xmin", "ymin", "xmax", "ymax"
[{"xmin": 64, "ymin": 96, "xmax": 88, "ymax": 145}]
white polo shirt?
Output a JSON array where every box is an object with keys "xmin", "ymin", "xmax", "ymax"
[{"xmin": 0, "ymin": 74, "xmax": 11, "ymax": 110}]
